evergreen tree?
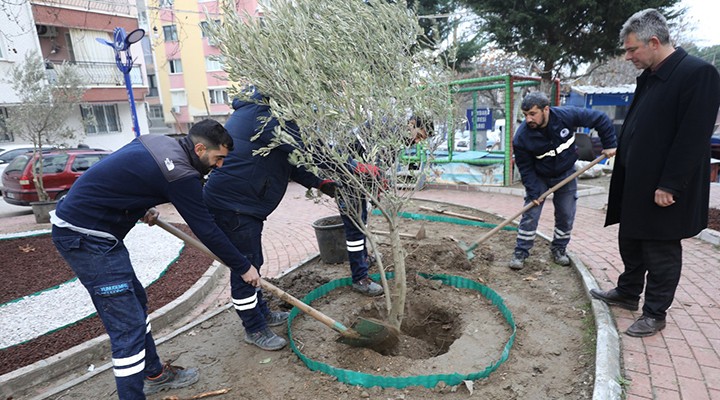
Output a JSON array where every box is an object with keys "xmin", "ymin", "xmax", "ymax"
[{"xmin": 460, "ymin": 0, "xmax": 681, "ymax": 81}]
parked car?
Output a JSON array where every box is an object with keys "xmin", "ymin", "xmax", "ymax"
[
  {"xmin": 1, "ymin": 148, "xmax": 111, "ymax": 206},
  {"xmin": 711, "ymin": 129, "xmax": 720, "ymax": 160},
  {"xmin": 0, "ymin": 144, "xmax": 54, "ymax": 174},
  {"xmin": 436, "ymin": 130, "xmax": 471, "ymax": 152}
]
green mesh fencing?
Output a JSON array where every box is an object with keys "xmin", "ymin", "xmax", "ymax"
[
  {"xmin": 287, "ymin": 272, "xmax": 515, "ymax": 388},
  {"xmin": 370, "ymin": 209, "xmax": 517, "ymax": 231}
]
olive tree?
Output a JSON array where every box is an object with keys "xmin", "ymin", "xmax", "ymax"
[
  {"xmin": 5, "ymin": 52, "xmax": 86, "ymax": 202},
  {"xmin": 209, "ymin": 0, "xmax": 454, "ymax": 328}
]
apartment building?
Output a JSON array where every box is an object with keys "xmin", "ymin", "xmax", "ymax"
[
  {"xmin": 0, "ymin": 0, "xmax": 149, "ymax": 150},
  {"xmin": 146, "ymin": 0, "xmax": 258, "ymax": 133}
]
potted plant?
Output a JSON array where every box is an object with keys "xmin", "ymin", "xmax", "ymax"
[{"xmin": 4, "ymin": 53, "xmax": 86, "ymax": 223}]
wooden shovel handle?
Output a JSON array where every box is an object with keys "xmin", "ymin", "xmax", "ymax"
[
  {"xmin": 419, "ymin": 206, "xmax": 485, "ymax": 222},
  {"xmin": 153, "ymin": 218, "xmax": 358, "ymax": 338},
  {"xmin": 466, "ymin": 154, "xmax": 607, "ymax": 251}
]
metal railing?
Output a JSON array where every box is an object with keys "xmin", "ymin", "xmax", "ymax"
[
  {"xmin": 45, "ymin": 61, "xmax": 144, "ymax": 87},
  {"xmin": 34, "ymin": 0, "xmax": 136, "ymax": 16}
]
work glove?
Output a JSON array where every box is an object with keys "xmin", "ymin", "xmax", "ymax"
[
  {"xmin": 353, "ymin": 163, "xmax": 381, "ymax": 177},
  {"xmin": 353, "ymin": 163, "xmax": 388, "ymax": 192},
  {"xmin": 318, "ymin": 179, "xmax": 338, "ymax": 198}
]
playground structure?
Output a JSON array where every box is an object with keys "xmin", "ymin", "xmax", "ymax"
[{"xmin": 401, "ymin": 74, "xmax": 560, "ymax": 187}]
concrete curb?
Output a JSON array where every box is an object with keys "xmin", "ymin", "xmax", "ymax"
[
  {"xmin": 697, "ymin": 228, "xmax": 720, "ymax": 246},
  {"xmin": 1, "ymin": 260, "xmax": 226, "ymax": 400},
  {"xmin": 571, "ymin": 254, "xmax": 623, "ymax": 400},
  {"xmin": 528, "ymin": 230, "xmax": 621, "ymax": 400}
]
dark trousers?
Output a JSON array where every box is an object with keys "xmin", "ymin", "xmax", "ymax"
[
  {"xmin": 52, "ymin": 226, "xmax": 162, "ymax": 400},
  {"xmin": 514, "ymin": 170, "xmax": 577, "ymax": 256},
  {"xmin": 208, "ymin": 208, "xmax": 271, "ymax": 333},
  {"xmin": 337, "ymin": 193, "xmax": 369, "ymax": 283},
  {"xmin": 616, "ymin": 236, "xmax": 683, "ymax": 320}
]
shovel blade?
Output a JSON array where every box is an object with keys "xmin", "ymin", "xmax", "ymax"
[
  {"xmin": 457, "ymin": 241, "xmax": 477, "ymax": 260},
  {"xmin": 336, "ymin": 317, "xmax": 399, "ymax": 353}
]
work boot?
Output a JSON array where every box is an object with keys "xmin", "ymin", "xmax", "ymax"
[
  {"xmin": 508, "ymin": 252, "xmax": 527, "ymax": 270},
  {"xmin": 551, "ymin": 248, "xmax": 570, "ymax": 266},
  {"xmin": 351, "ymin": 277, "xmax": 383, "ymax": 296},
  {"xmin": 589, "ymin": 288, "xmax": 639, "ymax": 311},
  {"xmin": 244, "ymin": 327, "xmax": 287, "ymax": 351},
  {"xmin": 143, "ymin": 364, "xmax": 200, "ymax": 395},
  {"xmin": 626, "ymin": 315, "xmax": 666, "ymax": 337},
  {"xmin": 265, "ymin": 311, "xmax": 290, "ymax": 327}
]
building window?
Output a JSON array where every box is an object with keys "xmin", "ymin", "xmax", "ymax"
[
  {"xmin": 205, "ymin": 56, "xmax": 223, "ymax": 72},
  {"xmin": 200, "ymin": 20, "xmax": 221, "ymax": 37},
  {"xmin": 149, "ymin": 105, "xmax": 164, "ymax": 119},
  {"xmin": 159, "ymin": 0, "xmax": 174, "ymax": 8},
  {"xmin": 170, "ymin": 90, "xmax": 187, "ymax": 107},
  {"xmin": 148, "ymin": 74, "xmax": 158, "ymax": 97},
  {"xmin": 169, "ymin": 59, "xmax": 183, "ymax": 74},
  {"xmin": 163, "ymin": 25, "xmax": 178, "ymax": 42},
  {"xmin": 80, "ymin": 104, "xmax": 121, "ymax": 135},
  {"xmin": 200, "ymin": 20, "xmax": 221, "ymax": 46},
  {"xmin": 208, "ymin": 88, "xmax": 228, "ymax": 105}
]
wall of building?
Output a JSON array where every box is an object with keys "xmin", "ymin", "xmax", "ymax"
[{"xmin": 0, "ymin": 2, "xmax": 42, "ymax": 105}]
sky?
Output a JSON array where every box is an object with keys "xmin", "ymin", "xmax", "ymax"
[{"xmin": 680, "ymin": 0, "xmax": 720, "ymax": 47}]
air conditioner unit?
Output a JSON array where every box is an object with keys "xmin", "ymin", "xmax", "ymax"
[
  {"xmin": 171, "ymin": 106, "xmax": 181, "ymax": 113},
  {"xmin": 36, "ymin": 25, "xmax": 57, "ymax": 38}
]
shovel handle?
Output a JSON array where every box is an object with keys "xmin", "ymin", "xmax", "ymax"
[
  {"xmin": 153, "ymin": 218, "xmax": 359, "ymax": 338},
  {"xmin": 466, "ymin": 154, "xmax": 607, "ymax": 251}
]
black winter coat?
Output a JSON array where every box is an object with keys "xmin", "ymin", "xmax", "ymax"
[
  {"xmin": 203, "ymin": 93, "xmax": 322, "ymax": 220},
  {"xmin": 605, "ymin": 48, "xmax": 720, "ymax": 240}
]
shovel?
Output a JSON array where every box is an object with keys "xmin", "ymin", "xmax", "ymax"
[
  {"xmin": 153, "ymin": 218, "xmax": 399, "ymax": 352},
  {"xmin": 461, "ymin": 154, "xmax": 607, "ymax": 259}
]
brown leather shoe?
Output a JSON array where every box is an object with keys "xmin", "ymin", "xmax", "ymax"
[
  {"xmin": 589, "ymin": 288, "xmax": 639, "ymax": 311},
  {"xmin": 626, "ymin": 316, "xmax": 666, "ymax": 337}
]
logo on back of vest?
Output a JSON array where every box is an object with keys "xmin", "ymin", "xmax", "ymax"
[
  {"xmin": 560, "ymin": 128, "xmax": 570, "ymax": 138},
  {"xmin": 164, "ymin": 158, "xmax": 175, "ymax": 171}
]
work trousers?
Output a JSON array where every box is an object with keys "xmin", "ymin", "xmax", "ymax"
[
  {"xmin": 52, "ymin": 226, "xmax": 162, "ymax": 400},
  {"xmin": 514, "ymin": 170, "xmax": 578, "ymax": 257},
  {"xmin": 616, "ymin": 236, "xmax": 682, "ymax": 320},
  {"xmin": 208, "ymin": 208, "xmax": 271, "ymax": 333},
  {"xmin": 337, "ymin": 193, "xmax": 369, "ymax": 283}
]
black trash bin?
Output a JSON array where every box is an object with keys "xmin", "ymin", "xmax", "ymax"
[{"xmin": 312, "ymin": 215, "xmax": 348, "ymax": 264}]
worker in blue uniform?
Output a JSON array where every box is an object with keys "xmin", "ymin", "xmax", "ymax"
[
  {"xmin": 203, "ymin": 89, "xmax": 337, "ymax": 351},
  {"xmin": 51, "ymin": 119, "xmax": 258, "ymax": 399},
  {"xmin": 510, "ymin": 92, "xmax": 617, "ymax": 270}
]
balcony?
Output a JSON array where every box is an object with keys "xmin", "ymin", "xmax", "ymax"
[{"xmin": 45, "ymin": 60, "xmax": 143, "ymax": 87}]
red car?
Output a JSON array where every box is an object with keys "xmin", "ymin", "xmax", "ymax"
[{"xmin": 1, "ymin": 148, "xmax": 111, "ymax": 206}]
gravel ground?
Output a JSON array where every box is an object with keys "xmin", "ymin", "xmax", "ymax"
[{"xmin": 0, "ymin": 224, "xmax": 183, "ymax": 349}]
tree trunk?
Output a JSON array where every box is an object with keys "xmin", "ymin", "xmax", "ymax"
[
  {"xmin": 33, "ymin": 154, "xmax": 50, "ymax": 202},
  {"xmin": 387, "ymin": 228, "xmax": 406, "ymax": 330}
]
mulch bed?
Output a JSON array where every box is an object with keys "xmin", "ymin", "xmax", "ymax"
[{"xmin": 0, "ymin": 224, "xmax": 213, "ymax": 376}]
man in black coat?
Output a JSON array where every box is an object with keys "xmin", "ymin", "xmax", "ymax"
[{"xmin": 590, "ymin": 9, "xmax": 720, "ymax": 337}]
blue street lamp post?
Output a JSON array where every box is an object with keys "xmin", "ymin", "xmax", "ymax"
[{"xmin": 97, "ymin": 27, "xmax": 145, "ymax": 138}]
